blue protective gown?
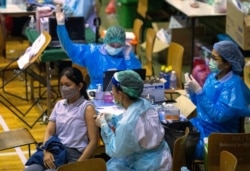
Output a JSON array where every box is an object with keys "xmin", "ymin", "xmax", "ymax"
[
  {"xmin": 189, "ymin": 71, "xmax": 250, "ymax": 159},
  {"xmin": 57, "ymin": 25, "xmax": 142, "ymax": 89},
  {"xmin": 101, "ymin": 98, "xmax": 172, "ymax": 171}
]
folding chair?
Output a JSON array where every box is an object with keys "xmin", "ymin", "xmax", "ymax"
[
  {"xmin": 142, "ymin": 28, "xmax": 156, "ymax": 78},
  {"xmin": 206, "ymin": 133, "xmax": 250, "ymax": 171},
  {"xmin": 220, "ymin": 150, "xmax": 237, "ymax": 171},
  {"xmin": 172, "ymin": 127, "xmax": 190, "ymax": 171},
  {"xmin": 0, "ymin": 56, "xmax": 30, "ymax": 101},
  {"xmin": 0, "ymin": 31, "xmax": 52, "ymax": 128}
]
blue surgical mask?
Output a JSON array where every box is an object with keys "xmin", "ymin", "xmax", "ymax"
[
  {"xmin": 105, "ymin": 44, "xmax": 123, "ymax": 56},
  {"xmin": 208, "ymin": 58, "xmax": 219, "ymax": 72}
]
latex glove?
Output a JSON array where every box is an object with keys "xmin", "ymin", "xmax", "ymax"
[
  {"xmin": 185, "ymin": 74, "xmax": 201, "ymax": 93},
  {"xmin": 184, "ymin": 73, "xmax": 194, "ymax": 94},
  {"xmin": 184, "ymin": 83, "xmax": 194, "ymax": 95},
  {"xmin": 104, "ymin": 113, "xmax": 113, "ymax": 121},
  {"xmin": 95, "ymin": 113, "xmax": 107, "ymax": 128},
  {"xmin": 55, "ymin": 5, "xmax": 65, "ymax": 25},
  {"xmin": 53, "ymin": 0, "xmax": 63, "ymax": 4}
]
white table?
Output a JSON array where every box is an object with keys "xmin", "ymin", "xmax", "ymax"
[
  {"xmin": 0, "ymin": 2, "xmax": 34, "ymax": 57},
  {"xmin": 165, "ymin": 0, "xmax": 226, "ymax": 17},
  {"xmin": 164, "ymin": 0, "xmax": 226, "ymax": 64}
]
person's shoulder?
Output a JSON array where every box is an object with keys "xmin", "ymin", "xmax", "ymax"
[{"xmin": 80, "ymin": 99, "xmax": 94, "ymax": 107}]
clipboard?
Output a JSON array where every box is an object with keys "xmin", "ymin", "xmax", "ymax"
[{"xmin": 17, "ymin": 31, "xmax": 51, "ymax": 69}]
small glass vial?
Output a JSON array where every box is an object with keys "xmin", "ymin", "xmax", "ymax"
[
  {"xmin": 158, "ymin": 104, "xmax": 166, "ymax": 123},
  {"xmin": 95, "ymin": 84, "xmax": 103, "ymax": 100}
]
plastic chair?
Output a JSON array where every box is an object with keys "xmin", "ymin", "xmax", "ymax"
[
  {"xmin": 137, "ymin": 0, "xmax": 170, "ymax": 24},
  {"xmin": 0, "ymin": 31, "xmax": 52, "ymax": 128},
  {"xmin": 206, "ymin": 133, "xmax": 250, "ymax": 171},
  {"xmin": 192, "ymin": 117, "xmax": 246, "ymax": 171},
  {"xmin": 72, "ymin": 64, "xmax": 90, "ymax": 87},
  {"xmin": 142, "ymin": 28, "xmax": 156, "ymax": 78},
  {"xmin": 129, "ymin": 18, "xmax": 144, "ymax": 58},
  {"xmin": 243, "ymin": 57, "xmax": 250, "ymax": 88},
  {"xmin": 172, "ymin": 127, "xmax": 190, "ymax": 171},
  {"xmin": 220, "ymin": 150, "xmax": 237, "ymax": 171},
  {"xmin": 166, "ymin": 42, "xmax": 184, "ymax": 89},
  {"xmin": 57, "ymin": 158, "xmax": 107, "ymax": 171}
]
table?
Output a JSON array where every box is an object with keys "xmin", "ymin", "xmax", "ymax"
[
  {"xmin": 164, "ymin": 0, "xmax": 226, "ymax": 66},
  {"xmin": 0, "ymin": 128, "xmax": 37, "ymax": 157},
  {"xmin": 0, "ymin": 2, "xmax": 35, "ymax": 57}
]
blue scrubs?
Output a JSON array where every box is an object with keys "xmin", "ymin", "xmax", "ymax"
[
  {"xmin": 57, "ymin": 25, "xmax": 142, "ymax": 89},
  {"xmin": 189, "ymin": 71, "xmax": 250, "ymax": 159}
]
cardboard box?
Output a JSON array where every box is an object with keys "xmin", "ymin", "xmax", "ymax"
[
  {"xmin": 143, "ymin": 20, "xmax": 204, "ymax": 65},
  {"xmin": 226, "ymin": 0, "xmax": 250, "ymax": 50},
  {"xmin": 173, "ymin": 94, "xmax": 197, "ymax": 119},
  {"xmin": 142, "ymin": 82, "xmax": 165, "ymax": 102},
  {"xmin": 244, "ymin": 57, "xmax": 250, "ymax": 88}
]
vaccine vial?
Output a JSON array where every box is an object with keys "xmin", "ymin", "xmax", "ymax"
[{"xmin": 95, "ymin": 84, "xmax": 103, "ymax": 100}]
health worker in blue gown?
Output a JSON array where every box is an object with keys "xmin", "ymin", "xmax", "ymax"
[
  {"xmin": 95, "ymin": 70, "xmax": 173, "ymax": 171},
  {"xmin": 185, "ymin": 41, "xmax": 250, "ymax": 160},
  {"xmin": 55, "ymin": 5, "xmax": 141, "ymax": 89}
]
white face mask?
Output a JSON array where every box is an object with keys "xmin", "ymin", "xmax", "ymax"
[{"xmin": 105, "ymin": 44, "xmax": 123, "ymax": 56}]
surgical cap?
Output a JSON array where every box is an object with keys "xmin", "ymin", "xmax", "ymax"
[
  {"xmin": 103, "ymin": 26, "xmax": 126, "ymax": 45},
  {"xmin": 112, "ymin": 70, "xmax": 144, "ymax": 98},
  {"xmin": 213, "ymin": 41, "xmax": 245, "ymax": 73}
]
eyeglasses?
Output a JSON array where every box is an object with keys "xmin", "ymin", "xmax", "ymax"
[{"xmin": 211, "ymin": 54, "xmax": 223, "ymax": 61}]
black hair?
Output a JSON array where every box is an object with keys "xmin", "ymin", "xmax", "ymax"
[{"xmin": 59, "ymin": 67, "xmax": 89, "ymax": 100}]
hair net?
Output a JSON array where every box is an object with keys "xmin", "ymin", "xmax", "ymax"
[
  {"xmin": 103, "ymin": 26, "xmax": 126, "ymax": 45},
  {"xmin": 113, "ymin": 70, "xmax": 144, "ymax": 98},
  {"xmin": 213, "ymin": 41, "xmax": 245, "ymax": 73}
]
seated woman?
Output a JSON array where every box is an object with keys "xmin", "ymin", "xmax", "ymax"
[
  {"xmin": 95, "ymin": 70, "xmax": 173, "ymax": 171},
  {"xmin": 55, "ymin": 5, "xmax": 142, "ymax": 89},
  {"xmin": 24, "ymin": 67, "xmax": 98, "ymax": 171},
  {"xmin": 185, "ymin": 41, "xmax": 250, "ymax": 160}
]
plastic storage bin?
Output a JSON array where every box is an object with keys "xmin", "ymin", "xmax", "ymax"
[{"xmin": 116, "ymin": 0, "xmax": 138, "ymax": 28}]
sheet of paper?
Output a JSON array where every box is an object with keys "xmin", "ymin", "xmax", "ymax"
[
  {"xmin": 96, "ymin": 106, "xmax": 124, "ymax": 115},
  {"xmin": 17, "ymin": 33, "xmax": 46, "ymax": 69}
]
